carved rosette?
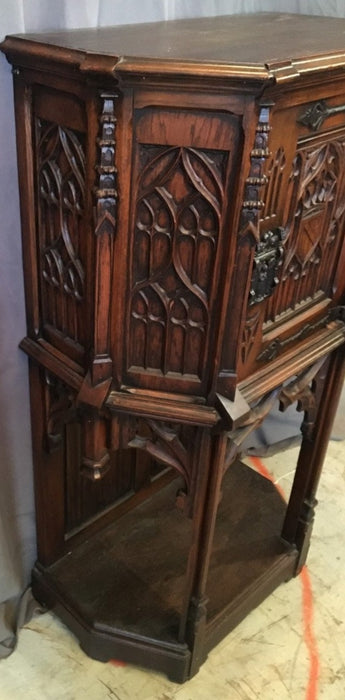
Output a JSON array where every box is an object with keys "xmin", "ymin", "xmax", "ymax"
[{"xmin": 92, "ymin": 93, "xmax": 119, "ymax": 384}]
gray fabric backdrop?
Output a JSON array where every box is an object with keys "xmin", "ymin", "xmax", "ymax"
[{"xmin": 1, "ymin": 0, "xmax": 344, "ymax": 656}]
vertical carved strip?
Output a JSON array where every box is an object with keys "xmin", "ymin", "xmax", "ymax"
[
  {"xmin": 239, "ymin": 100, "xmax": 273, "ymax": 242},
  {"xmin": 92, "ymin": 93, "xmax": 118, "ymax": 384},
  {"xmin": 217, "ymin": 101, "xmax": 274, "ymax": 398}
]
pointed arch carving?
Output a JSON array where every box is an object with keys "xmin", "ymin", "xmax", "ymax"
[{"xmin": 129, "ymin": 144, "xmax": 227, "ymax": 379}]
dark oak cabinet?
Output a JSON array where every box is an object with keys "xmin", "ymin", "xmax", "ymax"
[{"xmin": 2, "ymin": 13, "xmax": 345, "ymax": 681}]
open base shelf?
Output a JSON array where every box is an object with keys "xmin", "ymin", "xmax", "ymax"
[{"xmin": 32, "ymin": 460, "xmax": 298, "ymax": 682}]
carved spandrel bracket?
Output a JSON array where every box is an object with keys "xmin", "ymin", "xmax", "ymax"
[
  {"xmin": 249, "ymin": 226, "xmax": 285, "ymax": 305},
  {"xmin": 298, "ymin": 100, "xmax": 345, "ymax": 132},
  {"xmin": 223, "ymin": 357, "xmax": 328, "ymax": 473},
  {"xmin": 128, "ymin": 418, "xmax": 193, "ymax": 515},
  {"xmin": 223, "ymin": 387, "xmax": 281, "ymax": 473},
  {"xmin": 110, "ymin": 414, "xmax": 196, "ymax": 516},
  {"xmin": 278, "ymin": 357, "xmax": 327, "ymax": 414},
  {"xmin": 43, "ymin": 371, "xmax": 76, "ymax": 452}
]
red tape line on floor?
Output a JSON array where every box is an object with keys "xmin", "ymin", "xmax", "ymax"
[{"xmin": 250, "ymin": 455, "xmax": 319, "ymax": 700}]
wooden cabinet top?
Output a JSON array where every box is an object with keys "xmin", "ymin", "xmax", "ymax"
[{"xmin": 3, "ymin": 13, "xmax": 345, "ymax": 84}]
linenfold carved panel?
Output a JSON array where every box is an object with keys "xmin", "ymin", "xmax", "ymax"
[
  {"xmin": 36, "ymin": 119, "xmax": 86, "ymax": 347},
  {"xmin": 265, "ymin": 136, "xmax": 345, "ymax": 322},
  {"xmin": 129, "ymin": 145, "xmax": 227, "ymax": 379}
]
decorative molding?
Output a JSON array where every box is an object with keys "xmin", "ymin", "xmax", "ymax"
[
  {"xmin": 297, "ymin": 99, "xmax": 345, "ymax": 132},
  {"xmin": 249, "ymin": 227, "xmax": 285, "ymax": 306},
  {"xmin": 257, "ymin": 307, "xmax": 343, "ymax": 363}
]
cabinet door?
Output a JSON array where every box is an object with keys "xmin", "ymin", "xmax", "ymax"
[
  {"xmin": 238, "ymin": 87, "xmax": 345, "ymax": 380},
  {"xmin": 124, "ymin": 106, "xmax": 242, "ymax": 397}
]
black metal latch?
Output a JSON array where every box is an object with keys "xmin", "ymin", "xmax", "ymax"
[{"xmin": 249, "ymin": 226, "xmax": 286, "ymax": 306}]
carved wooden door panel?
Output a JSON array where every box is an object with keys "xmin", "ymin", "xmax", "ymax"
[
  {"xmin": 124, "ymin": 107, "xmax": 242, "ymax": 397},
  {"xmin": 238, "ymin": 89, "xmax": 345, "ymax": 379}
]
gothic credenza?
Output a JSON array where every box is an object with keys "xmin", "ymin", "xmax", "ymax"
[{"xmin": 2, "ymin": 13, "xmax": 345, "ymax": 682}]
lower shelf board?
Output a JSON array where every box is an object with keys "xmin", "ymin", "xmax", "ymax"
[{"xmin": 32, "ymin": 459, "xmax": 298, "ymax": 682}]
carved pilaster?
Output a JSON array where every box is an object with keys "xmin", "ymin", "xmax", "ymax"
[
  {"xmin": 92, "ymin": 92, "xmax": 118, "ymax": 384},
  {"xmin": 239, "ymin": 100, "xmax": 273, "ymax": 242},
  {"xmin": 81, "ymin": 411, "xmax": 111, "ymax": 481}
]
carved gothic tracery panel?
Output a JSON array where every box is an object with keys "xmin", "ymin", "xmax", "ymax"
[
  {"xmin": 129, "ymin": 145, "xmax": 227, "ymax": 379},
  {"xmin": 265, "ymin": 137, "xmax": 345, "ymax": 323},
  {"xmin": 36, "ymin": 119, "xmax": 86, "ymax": 347}
]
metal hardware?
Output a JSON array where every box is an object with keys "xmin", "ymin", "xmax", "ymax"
[{"xmin": 298, "ymin": 100, "xmax": 345, "ymax": 131}]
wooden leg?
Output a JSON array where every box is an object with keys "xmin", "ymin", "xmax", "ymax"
[
  {"xmin": 29, "ymin": 362, "xmax": 66, "ymax": 565},
  {"xmin": 282, "ymin": 346, "xmax": 345, "ymax": 573},
  {"xmin": 181, "ymin": 431, "xmax": 228, "ymax": 677}
]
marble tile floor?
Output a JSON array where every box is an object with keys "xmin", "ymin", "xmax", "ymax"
[{"xmin": 1, "ymin": 440, "xmax": 345, "ymax": 700}]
